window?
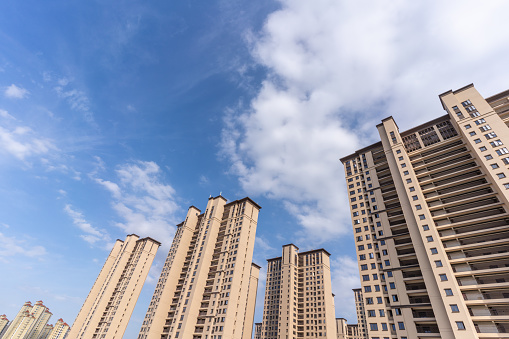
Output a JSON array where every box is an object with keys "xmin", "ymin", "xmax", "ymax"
[
  {"xmin": 362, "ymin": 275, "xmax": 370, "ymax": 281},
  {"xmin": 398, "ymin": 156, "xmax": 403, "ymax": 161},
  {"xmin": 380, "ymin": 310, "xmax": 385, "ymax": 318},
  {"xmin": 422, "ymin": 224, "xmax": 429, "ymax": 231},
  {"xmin": 361, "ymin": 264, "xmax": 368, "ymax": 270},
  {"xmin": 389, "ymin": 282, "xmax": 395, "ymax": 289},
  {"xmin": 365, "ymin": 286, "xmax": 372, "ymax": 292},
  {"xmin": 403, "ymin": 170, "xmax": 409, "ymax": 175},
  {"xmin": 497, "ymin": 173, "xmax": 506, "ymax": 179},
  {"xmin": 469, "ymin": 131, "xmax": 476, "ymax": 136},
  {"xmin": 435, "ymin": 260, "xmax": 443, "ymax": 267},
  {"xmin": 503, "ymin": 157, "xmax": 509, "ymax": 165},
  {"xmin": 355, "ymin": 227, "xmax": 362, "ymax": 233},
  {"xmin": 394, "ymin": 308, "xmax": 401, "ymax": 315},
  {"xmin": 415, "ymin": 204, "xmax": 422, "ymax": 210},
  {"xmin": 398, "ymin": 322, "xmax": 405, "ymax": 330},
  {"xmin": 456, "ymin": 321, "xmax": 465, "ymax": 330},
  {"xmin": 412, "ymin": 195, "xmax": 418, "ymax": 200},
  {"xmin": 475, "ymin": 118, "xmax": 486, "ymax": 125},
  {"xmin": 450, "ymin": 304, "xmax": 459, "ymax": 312},
  {"xmin": 370, "ymin": 323, "xmax": 378, "ymax": 331},
  {"xmin": 387, "ymin": 271, "xmax": 393, "ymax": 277},
  {"xmin": 392, "ymin": 295, "xmax": 398, "ymax": 302},
  {"xmin": 419, "ymin": 214, "xmax": 426, "ymax": 220},
  {"xmin": 485, "ymin": 154, "xmax": 493, "ymax": 160},
  {"xmin": 358, "ymin": 245, "xmax": 365, "ymax": 250},
  {"xmin": 445, "ymin": 289, "xmax": 453, "ymax": 296},
  {"xmin": 464, "ymin": 124, "xmax": 471, "ymax": 129},
  {"xmin": 406, "ymin": 179, "xmax": 412, "ymax": 183},
  {"xmin": 385, "ymin": 260, "xmax": 390, "ymax": 266},
  {"xmin": 366, "ymin": 297, "xmax": 373, "ymax": 304},
  {"xmin": 490, "ymin": 140, "xmax": 503, "ymax": 147},
  {"xmin": 474, "ymin": 138, "xmax": 481, "ymax": 144},
  {"xmin": 491, "ymin": 163, "xmax": 500, "ymax": 169},
  {"xmin": 426, "ymin": 236, "xmax": 433, "ymax": 242},
  {"xmin": 377, "ymin": 297, "xmax": 383, "ymax": 304},
  {"xmin": 409, "ymin": 186, "xmax": 415, "ymax": 192},
  {"xmin": 480, "ymin": 146, "xmax": 487, "ymax": 151},
  {"xmin": 479, "ymin": 124, "xmax": 492, "ymax": 131},
  {"xmin": 431, "ymin": 248, "xmax": 438, "ymax": 254},
  {"xmin": 485, "ymin": 132, "xmax": 497, "ymax": 139},
  {"xmin": 396, "ymin": 149, "xmax": 401, "ymax": 154},
  {"xmin": 439, "ymin": 274, "xmax": 448, "ymax": 281},
  {"xmin": 504, "ymin": 183, "xmax": 509, "ymax": 189},
  {"xmin": 368, "ymin": 310, "xmax": 376, "ymax": 317}
]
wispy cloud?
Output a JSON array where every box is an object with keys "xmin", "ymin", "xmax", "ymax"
[
  {"xmin": 4, "ymin": 84, "xmax": 29, "ymax": 99},
  {"xmin": 54, "ymin": 79, "xmax": 96, "ymax": 127},
  {"xmin": 331, "ymin": 255, "xmax": 360, "ymax": 322},
  {"xmin": 64, "ymin": 204, "xmax": 110, "ymax": 245},
  {"xmin": 223, "ymin": 0, "xmax": 509, "ymax": 245},
  {"xmin": 0, "ymin": 123, "xmax": 55, "ymax": 161},
  {"xmin": 94, "ymin": 160, "xmax": 181, "ymax": 248},
  {"xmin": 0, "ymin": 232, "xmax": 46, "ymax": 262}
]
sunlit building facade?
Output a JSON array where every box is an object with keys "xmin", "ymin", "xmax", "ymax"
[
  {"xmin": 69, "ymin": 234, "xmax": 160, "ymax": 339},
  {"xmin": 341, "ymin": 84, "xmax": 509, "ymax": 338},
  {"xmin": 138, "ymin": 195, "xmax": 261, "ymax": 339},
  {"xmin": 261, "ymin": 244, "xmax": 336, "ymax": 339}
]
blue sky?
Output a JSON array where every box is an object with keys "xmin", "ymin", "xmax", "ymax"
[{"xmin": 2, "ymin": 0, "xmax": 509, "ymax": 337}]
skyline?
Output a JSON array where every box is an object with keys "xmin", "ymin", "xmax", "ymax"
[{"xmin": 2, "ymin": 0, "xmax": 509, "ymax": 337}]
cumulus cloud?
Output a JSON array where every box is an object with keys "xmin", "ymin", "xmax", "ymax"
[
  {"xmin": 95, "ymin": 161, "xmax": 180, "ymax": 248},
  {"xmin": 223, "ymin": 0, "xmax": 509, "ymax": 244},
  {"xmin": 4, "ymin": 84, "xmax": 29, "ymax": 99},
  {"xmin": 64, "ymin": 204, "xmax": 110, "ymax": 245},
  {"xmin": 0, "ymin": 232, "xmax": 46, "ymax": 262}
]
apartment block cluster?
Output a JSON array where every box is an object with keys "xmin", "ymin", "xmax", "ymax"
[
  {"xmin": 0, "ymin": 301, "xmax": 69, "ymax": 339},
  {"xmin": 6, "ymin": 83, "xmax": 509, "ymax": 339}
]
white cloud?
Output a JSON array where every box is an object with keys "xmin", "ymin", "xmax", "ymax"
[
  {"xmin": 0, "ymin": 232, "xmax": 47, "ymax": 261},
  {"xmin": 54, "ymin": 84, "xmax": 95, "ymax": 126},
  {"xmin": 64, "ymin": 204, "xmax": 110, "ymax": 245},
  {"xmin": 223, "ymin": 0, "xmax": 509, "ymax": 244},
  {"xmin": 95, "ymin": 161, "xmax": 180, "ymax": 248},
  {"xmin": 330, "ymin": 255, "xmax": 360, "ymax": 322},
  {"xmin": 0, "ymin": 124, "xmax": 55, "ymax": 161},
  {"xmin": 4, "ymin": 84, "xmax": 29, "ymax": 99},
  {"xmin": 0, "ymin": 109, "xmax": 16, "ymax": 120}
]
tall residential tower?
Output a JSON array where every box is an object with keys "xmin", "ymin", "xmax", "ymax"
[
  {"xmin": 69, "ymin": 234, "xmax": 160, "ymax": 339},
  {"xmin": 341, "ymin": 84, "xmax": 509, "ymax": 338},
  {"xmin": 261, "ymin": 244, "xmax": 336, "ymax": 339},
  {"xmin": 138, "ymin": 195, "xmax": 261, "ymax": 339}
]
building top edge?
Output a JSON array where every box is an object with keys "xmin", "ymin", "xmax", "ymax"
[
  {"xmin": 299, "ymin": 248, "xmax": 331, "ymax": 257},
  {"xmin": 137, "ymin": 236, "xmax": 162, "ymax": 246},
  {"xmin": 224, "ymin": 196, "xmax": 262, "ymax": 210}
]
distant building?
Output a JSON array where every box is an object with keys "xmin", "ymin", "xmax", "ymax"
[
  {"xmin": 138, "ymin": 195, "xmax": 261, "ymax": 339},
  {"xmin": 335, "ymin": 318, "xmax": 362, "ymax": 339},
  {"xmin": 1, "ymin": 300, "xmax": 52, "ymax": 339},
  {"xmin": 0, "ymin": 314, "xmax": 9, "ymax": 336},
  {"xmin": 46, "ymin": 318, "xmax": 69, "ymax": 339},
  {"xmin": 37, "ymin": 324, "xmax": 53, "ymax": 339},
  {"xmin": 352, "ymin": 289, "xmax": 367, "ymax": 339},
  {"xmin": 261, "ymin": 244, "xmax": 336, "ymax": 339},
  {"xmin": 69, "ymin": 234, "xmax": 160, "ymax": 339},
  {"xmin": 341, "ymin": 84, "xmax": 509, "ymax": 338},
  {"xmin": 254, "ymin": 322, "xmax": 262, "ymax": 339}
]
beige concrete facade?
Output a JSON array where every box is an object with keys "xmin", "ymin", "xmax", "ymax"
[
  {"xmin": 137, "ymin": 195, "xmax": 261, "ymax": 339},
  {"xmin": 1, "ymin": 301, "xmax": 52, "ymax": 339},
  {"xmin": 0, "ymin": 314, "xmax": 10, "ymax": 337},
  {"xmin": 69, "ymin": 234, "xmax": 160, "ymax": 339},
  {"xmin": 261, "ymin": 244, "xmax": 337, "ymax": 339},
  {"xmin": 336, "ymin": 318, "xmax": 363, "ymax": 339},
  {"xmin": 37, "ymin": 324, "xmax": 53, "ymax": 339},
  {"xmin": 255, "ymin": 323, "xmax": 262, "ymax": 339},
  {"xmin": 352, "ymin": 289, "xmax": 368, "ymax": 339},
  {"xmin": 45, "ymin": 319, "xmax": 69, "ymax": 339},
  {"xmin": 341, "ymin": 84, "xmax": 509, "ymax": 338}
]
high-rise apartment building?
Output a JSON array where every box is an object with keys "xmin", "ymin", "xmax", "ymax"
[
  {"xmin": 138, "ymin": 195, "xmax": 261, "ymax": 339},
  {"xmin": 254, "ymin": 323, "xmax": 262, "ymax": 339},
  {"xmin": 45, "ymin": 318, "xmax": 69, "ymax": 339},
  {"xmin": 261, "ymin": 244, "xmax": 336, "ymax": 339},
  {"xmin": 37, "ymin": 324, "xmax": 53, "ymax": 339},
  {"xmin": 341, "ymin": 84, "xmax": 509, "ymax": 338},
  {"xmin": 352, "ymin": 289, "xmax": 367, "ymax": 339},
  {"xmin": 69, "ymin": 234, "xmax": 160, "ymax": 339},
  {"xmin": 336, "ymin": 318, "xmax": 362, "ymax": 339},
  {"xmin": 0, "ymin": 314, "xmax": 9, "ymax": 337},
  {"xmin": 1, "ymin": 300, "xmax": 52, "ymax": 339}
]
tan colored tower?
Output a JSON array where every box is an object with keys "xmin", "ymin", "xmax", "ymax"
[
  {"xmin": 138, "ymin": 195, "xmax": 261, "ymax": 339},
  {"xmin": 261, "ymin": 244, "xmax": 337, "ymax": 339},
  {"xmin": 254, "ymin": 322, "xmax": 262, "ymax": 339},
  {"xmin": 46, "ymin": 318, "xmax": 69, "ymax": 339},
  {"xmin": 1, "ymin": 301, "xmax": 52, "ymax": 339},
  {"xmin": 37, "ymin": 324, "xmax": 53, "ymax": 339},
  {"xmin": 341, "ymin": 84, "xmax": 509, "ymax": 338},
  {"xmin": 0, "ymin": 314, "xmax": 9, "ymax": 337},
  {"xmin": 69, "ymin": 234, "xmax": 160, "ymax": 339},
  {"xmin": 351, "ymin": 289, "xmax": 367, "ymax": 339}
]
